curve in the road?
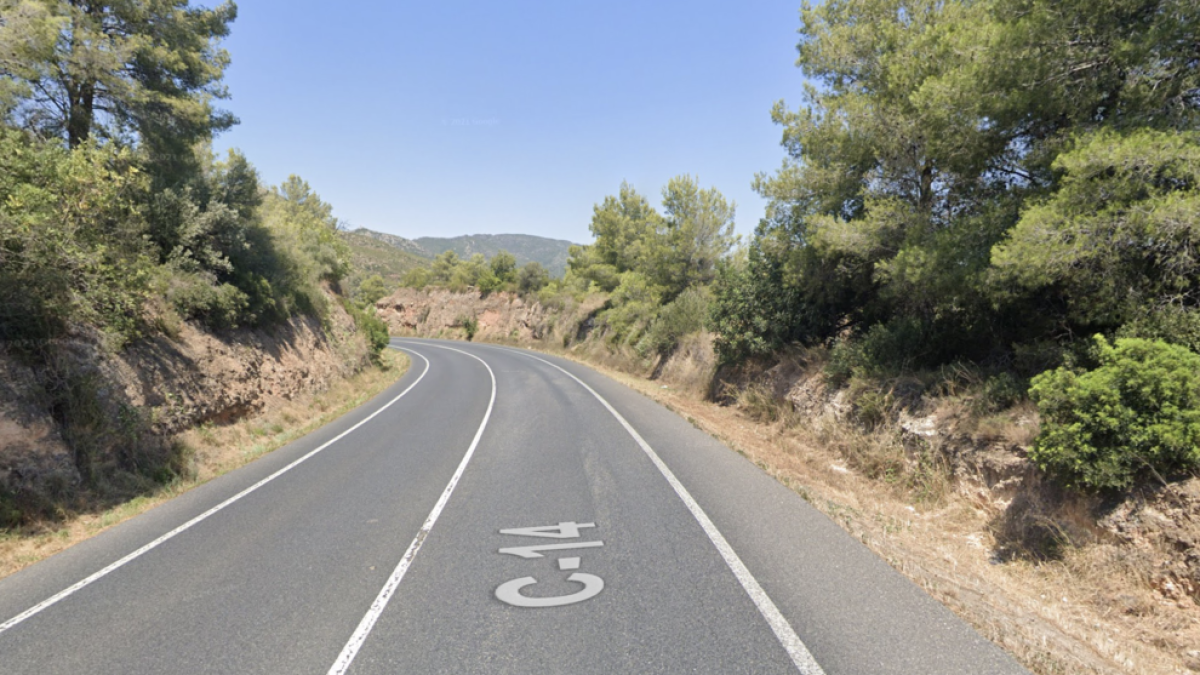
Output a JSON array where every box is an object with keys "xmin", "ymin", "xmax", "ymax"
[
  {"xmin": 0, "ymin": 349, "xmax": 433, "ymax": 639},
  {"xmin": 0, "ymin": 338, "xmax": 1030, "ymax": 675},
  {"xmin": 327, "ymin": 344, "xmax": 496, "ymax": 675}
]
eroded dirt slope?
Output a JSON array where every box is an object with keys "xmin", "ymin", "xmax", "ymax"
[{"xmin": 0, "ymin": 293, "xmax": 370, "ymax": 508}]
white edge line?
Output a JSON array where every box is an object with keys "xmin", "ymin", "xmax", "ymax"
[
  {"xmin": 326, "ymin": 342, "xmax": 497, "ymax": 675},
  {"xmin": 506, "ymin": 347, "xmax": 826, "ymax": 675},
  {"xmin": 0, "ymin": 347, "xmax": 433, "ymax": 637}
]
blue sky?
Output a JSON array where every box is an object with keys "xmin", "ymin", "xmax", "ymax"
[{"xmin": 212, "ymin": 1, "xmax": 810, "ymax": 244}]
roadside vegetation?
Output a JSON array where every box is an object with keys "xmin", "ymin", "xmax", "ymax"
[
  {"xmin": 697, "ymin": 0, "xmax": 1200, "ymax": 505},
  {"xmin": 0, "ymin": 1, "xmax": 390, "ymax": 528},
  {"xmin": 384, "ymin": 1, "xmax": 1200, "ymax": 671},
  {"xmin": 3, "ymin": 0, "xmax": 1199, "ymax": 670},
  {"xmin": 399, "ymin": 248, "xmax": 552, "ymax": 298},
  {"xmin": 0, "ymin": 350, "xmax": 409, "ymax": 580},
  {"xmin": 480, "ymin": 0, "xmax": 1200, "ymax": 503}
]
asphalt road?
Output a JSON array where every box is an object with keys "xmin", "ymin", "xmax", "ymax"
[{"xmin": 0, "ymin": 338, "xmax": 1029, "ymax": 674}]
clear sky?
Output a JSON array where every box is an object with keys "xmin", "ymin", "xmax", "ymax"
[{"xmin": 212, "ymin": 1, "xmax": 810, "ymax": 244}]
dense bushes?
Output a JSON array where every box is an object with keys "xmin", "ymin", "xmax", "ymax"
[
  {"xmin": 639, "ymin": 286, "xmax": 711, "ymax": 357},
  {"xmin": 712, "ymin": 0, "xmax": 1200, "ymax": 374},
  {"xmin": 0, "ymin": 123, "xmax": 356, "ymax": 347},
  {"xmin": 0, "ymin": 129, "xmax": 153, "ymax": 349},
  {"xmin": 550, "ymin": 177, "xmax": 732, "ymax": 357},
  {"xmin": 401, "ymin": 249, "xmax": 534, "ymax": 296},
  {"xmin": 701, "ymin": 0, "xmax": 1200, "ymax": 494},
  {"xmin": 1030, "ymin": 337, "xmax": 1200, "ymax": 490},
  {"xmin": 342, "ymin": 299, "xmax": 390, "ymax": 364},
  {"xmin": 0, "ymin": 2, "xmax": 394, "ymax": 523}
]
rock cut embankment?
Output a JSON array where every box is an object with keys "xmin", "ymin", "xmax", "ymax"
[{"xmin": 0, "ymin": 293, "xmax": 370, "ymax": 515}]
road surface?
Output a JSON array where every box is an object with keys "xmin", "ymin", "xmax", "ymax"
[{"xmin": 0, "ymin": 338, "xmax": 1028, "ymax": 674}]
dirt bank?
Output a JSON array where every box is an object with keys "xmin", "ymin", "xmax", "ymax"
[
  {"xmin": 0, "ymin": 291, "xmax": 372, "ymax": 522},
  {"xmin": 373, "ymin": 286, "xmax": 1200, "ymax": 674}
]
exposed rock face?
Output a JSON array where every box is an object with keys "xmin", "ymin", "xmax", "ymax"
[
  {"xmin": 376, "ymin": 287, "xmax": 555, "ymax": 342},
  {"xmin": 1099, "ymin": 479, "xmax": 1200, "ymax": 603},
  {"xmin": 0, "ymin": 294, "xmax": 369, "ymax": 507},
  {"xmin": 0, "ymin": 357, "xmax": 75, "ymax": 500},
  {"xmin": 720, "ymin": 351, "xmax": 1200, "ymax": 604},
  {"xmin": 390, "ymin": 285, "xmax": 1200, "ymax": 607},
  {"xmin": 117, "ymin": 309, "xmax": 366, "ymax": 435}
]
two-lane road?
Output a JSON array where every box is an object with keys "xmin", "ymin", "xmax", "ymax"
[{"xmin": 0, "ymin": 339, "xmax": 1028, "ymax": 674}]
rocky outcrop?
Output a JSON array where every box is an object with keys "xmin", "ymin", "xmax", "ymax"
[
  {"xmin": 376, "ymin": 287, "xmax": 603, "ymax": 344},
  {"xmin": 0, "ymin": 293, "xmax": 370, "ymax": 513},
  {"xmin": 1100, "ymin": 479, "xmax": 1200, "ymax": 603},
  {"xmin": 116, "ymin": 307, "xmax": 366, "ymax": 435},
  {"xmin": 717, "ymin": 351, "xmax": 1200, "ymax": 605}
]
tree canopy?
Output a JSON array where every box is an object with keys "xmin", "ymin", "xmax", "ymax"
[
  {"xmin": 715, "ymin": 0, "xmax": 1200, "ymax": 369},
  {"xmin": 0, "ymin": 0, "xmax": 237, "ymax": 186}
]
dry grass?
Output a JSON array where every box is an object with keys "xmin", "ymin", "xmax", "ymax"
[
  {"xmin": 0, "ymin": 350, "xmax": 409, "ymax": 580},
  {"xmin": 656, "ymin": 332, "xmax": 718, "ymax": 398},
  {"xmin": 524, "ymin": 344, "xmax": 1200, "ymax": 675}
]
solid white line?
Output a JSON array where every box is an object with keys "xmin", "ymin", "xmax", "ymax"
[
  {"xmin": 326, "ymin": 342, "xmax": 497, "ymax": 675},
  {"xmin": 508, "ymin": 348, "xmax": 827, "ymax": 675},
  {"xmin": 0, "ymin": 348, "xmax": 433, "ymax": 638}
]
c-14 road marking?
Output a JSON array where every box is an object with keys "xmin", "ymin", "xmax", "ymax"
[
  {"xmin": 495, "ymin": 346, "xmax": 828, "ymax": 675},
  {"xmin": 495, "ymin": 521, "xmax": 607, "ymax": 608}
]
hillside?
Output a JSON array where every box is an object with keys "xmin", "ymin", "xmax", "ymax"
[
  {"xmin": 414, "ymin": 233, "xmax": 575, "ymax": 277},
  {"xmin": 347, "ymin": 228, "xmax": 430, "ymax": 257},
  {"xmin": 341, "ymin": 229, "xmax": 431, "ymax": 294}
]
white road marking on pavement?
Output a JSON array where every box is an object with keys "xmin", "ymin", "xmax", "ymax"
[
  {"xmin": 495, "ymin": 573, "xmax": 605, "ymax": 608},
  {"xmin": 510, "ymin": 348, "xmax": 827, "ymax": 675},
  {"xmin": 499, "ymin": 522, "xmax": 595, "ymax": 539},
  {"xmin": 327, "ymin": 342, "xmax": 497, "ymax": 675},
  {"xmin": 558, "ymin": 557, "xmax": 581, "ymax": 571},
  {"xmin": 498, "ymin": 541, "xmax": 605, "ymax": 559},
  {"xmin": 0, "ymin": 348, "xmax": 433, "ymax": 638}
]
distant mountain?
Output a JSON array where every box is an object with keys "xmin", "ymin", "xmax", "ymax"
[
  {"xmin": 414, "ymin": 234, "xmax": 576, "ymax": 277},
  {"xmin": 341, "ymin": 229, "xmax": 430, "ymax": 294},
  {"xmin": 349, "ymin": 228, "xmax": 430, "ymax": 258}
]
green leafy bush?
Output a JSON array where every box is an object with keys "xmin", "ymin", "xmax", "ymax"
[
  {"xmin": 161, "ymin": 269, "xmax": 249, "ymax": 330},
  {"xmin": 355, "ymin": 274, "xmax": 391, "ymax": 307},
  {"xmin": 341, "ymin": 299, "xmax": 390, "ymax": 364},
  {"xmin": 596, "ymin": 271, "xmax": 662, "ymax": 347},
  {"xmin": 825, "ymin": 318, "xmax": 927, "ymax": 386},
  {"xmin": 639, "ymin": 286, "xmax": 711, "ymax": 357},
  {"xmin": 0, "ymin": 128, "xmax": 152, "ymax": 348},
  {"xmin": 517, "ymin": 262, "xmax": 550, "ymax": 295},
  {"xmin": 459, "ymin": 315, "xmax": 478, "ymax": 341},
  {"xmin": 1029, "ymin": 336, "xmax": 1200, "ymax": 490}
]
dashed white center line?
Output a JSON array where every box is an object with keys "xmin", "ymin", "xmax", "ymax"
[
  {"xmin": 0, "ymin": 349, "xmax": 433, "ymax": 639},
  {"xmin": 326, "ymin": 343, "xmax": 497, "ymax": 675}
]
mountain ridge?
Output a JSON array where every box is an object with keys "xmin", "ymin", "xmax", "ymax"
[{"xmin": 350, "ymin": 228, "xmax": 578, "ymax": 277}]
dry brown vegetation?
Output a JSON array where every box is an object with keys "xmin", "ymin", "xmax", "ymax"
[
  {"xmin": 377, "ymin": 283, "xmax": 1200, "ymax": 673},
  {"xmin": 0, "ymin": 351, "xmax": 409, "ymax": 580},
  {"xmin": 522, "ymin": 340, "xmax": 1200, "ymax": 675}
]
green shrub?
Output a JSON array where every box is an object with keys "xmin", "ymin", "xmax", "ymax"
[
  {"xmin": 517, "ymin": 262, "xmax": 550, "ymax": 295},
  {"xmin": 825, "ymin": 318, "xmax": 930, "ymax": 387},
  {"xmin": 0, "ymin": 128, "xmax": 153, "ymax": 348},
  {"xmin": 974, "ymin": 372, "xmax": 1027, "ymax": 415},
  {"xmin": 354, "ymin": 274, "xmax": 391, "ymax": 307},
  {"xmin": 360, "ymin": 311, "xmax": 390, "ymax": 361},
  {"xmin": 1029, "ymin": 336, "xmax": 1200, "ymax": 490},
  {"xmin": 341, "ymin": 299, "xmax": 390, "ymax": 364},
  {"xmin": 163, "ymin": 270, "xmax": 250, "ymax": 330},
  {"xmin": 596, "ymin": 271, "xmax": 662, "ymax": 347},
  {"xmin": 639, "ymin": 286, "xmax": 711, "ymax": 357},
  {"xmin": 459, "ymin": 315, "xmax": 478, "ymax": 341}
]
